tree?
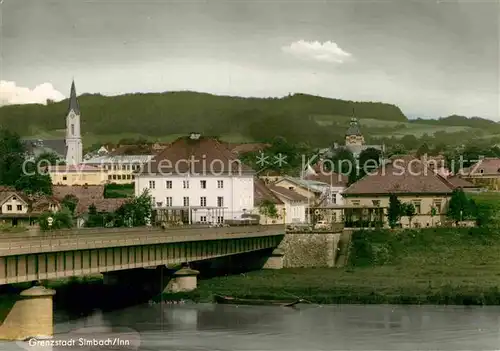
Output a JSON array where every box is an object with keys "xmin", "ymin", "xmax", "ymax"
[
  {"xmin": 447, "ymin": 189, "xmax": 475, "ymax": 224},
  {"xmin": 416, "ymin": 143, "xmax": 430, "ymax": 157},
  {"xmin": 358, "ymin": 147, "xmax": 382, "ymax": 179},
  {"xmin": 330, "ymin": 147, "xmax": 357, "ymax": 185},
  {"xmin": 430, "ymin": 206, "xmax": 437, "ymax": 226},
  {"xmin": 35, "ymin": 151, "xmax": 62, "ymax": 166},
  {"xmin": 258, "ymin": 200, "xmax": 279, "ymax": 224},
  {"xmin": 114, "ymin": 190, "xmax": 153, "ymax": 227},
  {"xmin": 15, "ymin": 173, "xmax": 53, "ymax": 195},
  {"xmin": 38, "ymin": 208, "xmax": 73, "ymax": 231},
  {"xmin": 0, "ymin": 129, "xmax": 25, "ymax": 186},
  {"xmin": 85, "ymin": 204, "xmax": 108, "ymax": 227},
  {"xmin": 402, "ymin": 203, "xmax": 416, "ymax": 228},
  {"xmin": 387, "ymin": 194, "xmax": 402, "ymax": 229},
  {"xmin": 61, "ymin": 194, "xmax": 79, "ymax": 215}
]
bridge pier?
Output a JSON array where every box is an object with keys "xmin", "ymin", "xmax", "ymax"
[
  {"xmin": 263, "ymin": 248, "xmax": 285, "ymax": 269},
  {"xmin": 0, "ymin": 285, "xmax": 56, "ymax": 341},
  {"xmin": 165, "ymin": 267, "xmax": 200, "ymax": 293}
]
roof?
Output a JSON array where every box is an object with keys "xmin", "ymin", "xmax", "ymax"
[
  {"xmin": 52, "ymin": 185, "xmax": 105, "ymax": 201},
  {"xmin": 305, "ymin": 163, "xmax": 348, "ymax": 187},
  {"xmin": 139, "ymin": 135, "xmax": 255, "ymax": 176},
  {"xmin": 346, "ymin": 118, "xmax": 362, "ymax": 136},
  {"xmin": 345, "ymin": 144, "xmax": 383, "ymax": 157},
  {"xmin": 460, "ymin": 158, "xmax": 500, "ymax": 176},
  {"xmin": 29, "ymin": 195, "xmax": 60, "ymax": 214},
  {"xmin": 0, "ymin": 190, "xmax": 28, "ymax": 207},
  {"xmin": 48, "ymin": 165, "xmax": 102, "ymax": 173},
  {"xmin": 229, "ymin": 143, "xmax": 271, "ymax": 155},
  {"xmin": 268, "ymin": 185, "xmax": 308, "ymax": 202},
  {"xmin": 254, "ymin": 178, "xmax": 284, "ymax": 206},
  {"xmin": 75, "ymin": 198, "xmax": 128, "ymax": 216},
  {"xmin": 22, "ymin": 139, "xmax": 67, "ymax": 158},
  {"xmin": 68, "ymin": 80, "xmax": 80, "ymax": 114},
  {"xmin": 275, "ymin": 177, "xmax": 329, "ymax": 194},
  {"xmin": 85, "ymin": 155, "xmax": 153, "ymax": 164},
  {"xmin": 447, "ymin": 175, "xmax": 477, "ymax": 189},
  {"xmin": 343, "ymin": 159, "xmax": 455, "ymax": 196}
]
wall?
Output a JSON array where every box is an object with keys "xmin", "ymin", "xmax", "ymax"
[
  {"xmin": 50, "ymin": 171, "xmax": 108, "ymax": 186},
  {"xmin": 136, "ymin": 175, "xmax": 255, "ymax": 220},
  {"xmin": 344, "ymin": 194, "xmax": 451, "ymax": 228},
  {"xmin": 283, "ymin": 200, "xmax": 306, "ymax": 223},
  {"xmin": 1, "ymin": 196, "xmax": 28, "ymax": 214},
  {"xmin": 279, "ymin": 233, "xmax": 340, "ymax": 268}
]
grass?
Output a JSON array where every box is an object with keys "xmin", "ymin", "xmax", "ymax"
[
  {"xmin": 313, "ymin": 114, "xmax": 475, "ymax": 138},
  {"xmin": 162, "ymin": 226, "xmax": 500, "ymax": 305}
]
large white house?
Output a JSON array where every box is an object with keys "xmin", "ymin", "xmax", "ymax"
[{"xmin": 135, "ymin": 133, "xmax": 255, "ymax": 224}]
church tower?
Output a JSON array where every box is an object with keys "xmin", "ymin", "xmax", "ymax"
[{"xmin": 65, "ymin": 80, "xmax": 83, "ymax": 165}]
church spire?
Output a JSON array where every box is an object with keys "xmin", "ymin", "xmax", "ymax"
[{"xmin": 68, "ymin": 80, "xmax": 80, "ymax": 114}]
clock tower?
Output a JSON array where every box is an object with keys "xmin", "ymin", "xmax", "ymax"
[{"xmin": 65, "ymin": 80, "xmax": 83, "ymax": 165}]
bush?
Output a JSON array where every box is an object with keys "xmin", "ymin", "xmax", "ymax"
[{"xmin": 39, "ymin": 208, "xmax": 74, "ymax": 231}]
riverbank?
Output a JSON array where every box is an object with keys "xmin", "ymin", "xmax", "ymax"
[{"xmin": 159, "ymin": 227, "xmax": 500, "ymax": 305}]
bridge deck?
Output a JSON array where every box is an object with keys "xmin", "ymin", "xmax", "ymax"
[{"xmin": 0, "ymin": 225, "xmax": 285, "ymax": 256}]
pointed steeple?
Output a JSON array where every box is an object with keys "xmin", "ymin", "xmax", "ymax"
[{"xmin": 68, "ymin": 80, "xmax": 80, "ymax": 114}]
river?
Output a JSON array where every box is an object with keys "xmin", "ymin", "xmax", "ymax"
[{"xmin": 2, "ymin": 303, "xmax": 500, "ymax": 350}]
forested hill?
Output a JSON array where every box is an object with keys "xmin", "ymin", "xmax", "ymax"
[{"xmin": 0, "ymin": 92, "xmax": 407, "ymax": 143}]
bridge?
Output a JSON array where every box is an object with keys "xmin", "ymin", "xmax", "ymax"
[{"xmin": 0, "ymin": 225, "xmax": 285, "ymax": 285}]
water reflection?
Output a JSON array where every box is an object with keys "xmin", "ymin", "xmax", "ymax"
[{"xmin": 2, "ymin": 304, "xmax": 500, "ymax": 350}]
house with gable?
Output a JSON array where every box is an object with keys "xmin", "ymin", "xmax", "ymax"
[
  {"xmin": 342, "ymin": 157, "xmax": 465, "ymax": 228},
  {"xmin": 135, "ymin": 133, "xmax": 255, "ymax": 225}
]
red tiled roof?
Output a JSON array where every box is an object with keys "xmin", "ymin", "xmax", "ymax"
[
  {"xmin": 254, "ymin": 178, "xmax": 284, "ymax": 206},
  {"xmin": 52, "ymin": 185, "xmax": 105, "ymax": 201},
  {"xmin": 140, "ymin": 136, "xmax": 254, "ymax": 175},
  {"xmin": 447, "ymin": 175, "xmax": 477, "ymax": 188},
  {"xmin": 304, "ymin": 172, "xmax": 347, "ymax": 187},
  {"xmin": 268, "ymin": 185, "xmax": 308, "ymax": 202},
  {"xmin": 230, "ymin": 143, "xmax": 271, "ymax": 155},
  {"xmin": 75, "ymin": 198, "xmax": 128, "ymax": 216},
  {"xmin": 460, "ymin": 158, "xmax": 500, "ymax": 176},
  {"xmin": 343, "ymin": 159, "xmax": 455, "ymax": 196}
]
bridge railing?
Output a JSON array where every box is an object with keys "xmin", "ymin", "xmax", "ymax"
[{"xmin": 0, "ymin": 224, "xmax": 285, "ymax": 241}]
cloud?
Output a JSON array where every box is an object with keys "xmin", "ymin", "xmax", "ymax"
[
  {"xmin": 0, "ymin": 80, "xmax": 66, "ymax": 106},
  {"xmin": 282, "ymin": 40, "xmax": 352, "ymax": 63}
]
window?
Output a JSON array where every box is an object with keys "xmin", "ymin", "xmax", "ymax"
[
  {"xmin": 112, "ymin": 175, "xmax": 117, "ymax": 180},
  {"xmin": 217, "ymin": 180, "xmax": 224, "ymax": 189},
  {"xmin": 200, "ymin": 197, "xmax": 207, "ymax": 207},
  {"xmin": 7, "ymin": 205, "xmax": 12, "ymax": 211},
  {"xmin": 331, "ymin": 193, "xmax": 337, "ymax": 204},
  {"xmin": 183, "ymin": 180, "xmax": 189, "ymax": 189},
  {"xmin": 152, "ymin": 197, "xmax": 156, "ymax": 204},
  {"xmin": 108, "ymin": 175, "xmax": 112, "ymax": 180},
  {"xmin": 200, "ymin": 216, "xmax": 207, "ymax": 223},
  {"xmin": 217, "ymin": 196, "xmax": 224, "ymax": 207},
  {"xmin": 200, "ymin": 180, "xmax": 206, "ymax": 189},
  {"xmin": 149, "ymin": 180, "xmax": 155, "ymax": 189},
  {"xmin": 480, "ymin": 169, "xmax": 484, "ymax": 174},
  {"xmin": 433, "ymin": 200, "xmax": 442, "ymax": 213},
  {"xmin": 183, "ymin": 197, "xmax": 189, "ymax": 207},
  {"xmin": 372, "ymin": 200, "xmax": 380, "ymax": 207},
  {"xmin": 12, "ymin": 196, "xmax": 16, "ymax": 200},
  {"xmin": 156, "ymin": 202, "xmax": 163, "ymax": 207},
  {"xmin": 412, "ymin": 201, "xmax": 421, "ymax": 214},
  {"xmin": 166, "ymin": 180, "xmax": 172, "ymax": 189},
  {"xmin": 166, "ymin": 197, "xmax": 173, "ymax": 206},
  {"xmin": 63, "ymin": 176, "xmax": 67, "ymax": 181},
  {"xmin": 71, "ymin": 124, "xmax": 75, "ymax": 135},
  {"xmin": 217, "ymin": 216, "xmax": 224, "ymax": 224},
  {"xmin": 17, "ymin": 205, "xmax": 22, "ymax": 211}
]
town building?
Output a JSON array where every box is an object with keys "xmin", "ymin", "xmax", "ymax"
[
  {"xmin": 459, "ymin": 158, "xmax": 500, "ymax": 191},
  {"xmin": 342, "ymin": 158, "xmax": 463, "ymax": 228},
  {"xmin": 253, "ymin": 178, "xmax": 285, "ymax": 224},
  {"xmin": 0, "ymin": 188, "xmax": 60, "ymax": 227},
  {"xmin": 84, "ymin": 155, "xmax": 153, "ymax": 184},
  {"xmin": 135, "ymin": 133, "xmax": 255, "ymax": 224},
  {"xmin": 267, "ymin": 185, "xmax": 307, "ymax": 223},
  {"xmin": 47, "ymin": 165, "xmax": 108, "ymax": 186}
]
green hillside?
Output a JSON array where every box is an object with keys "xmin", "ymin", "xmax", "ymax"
[{"xmin": 0, "ymin": 92, "xmax": 406, "ymax": 146}]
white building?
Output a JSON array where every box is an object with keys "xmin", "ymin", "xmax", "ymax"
[
  {"xmin": 65, "ymin": 80, "xmax": 83, "ymax": 165},
  {"xmin": 268, "ymin": 185, "xmax": 307, "ymax": 223},
  {"xmin": 135, "ymin": 133, "xmax": 255, "ymax": 224}
]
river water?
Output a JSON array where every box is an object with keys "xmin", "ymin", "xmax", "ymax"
[{"xmin": 2, "ymin": 303, "xmax": 500, "ymax": 350}]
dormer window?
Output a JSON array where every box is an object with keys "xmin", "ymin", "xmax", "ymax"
[
  {"xmin": 12, "ymin": 196, "xmax": 16, "ymax": 200},
  {"xmin": 480, "ymin": 169, "xmax": 484, "ymax": 174}
]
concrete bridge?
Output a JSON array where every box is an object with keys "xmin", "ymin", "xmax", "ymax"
[{"xmin": 0, "ymin": 225, "xmax": 285, "ymax": 285}]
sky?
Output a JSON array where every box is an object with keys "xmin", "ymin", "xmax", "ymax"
[{"xmin": 1, "ymin": 0, "xmax": 499, "ymax": 120}]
